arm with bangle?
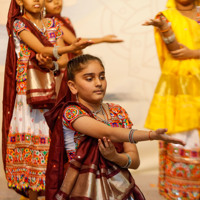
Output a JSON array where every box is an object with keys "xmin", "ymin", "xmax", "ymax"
[
  {"xmin": 36, "ymin": 38, "xmax": 69, "ymax": 73},
  {"xmin": 143, "ymin": 14, "xmax": 200, "ymax": 59},
  {"xmin": 72, "ymin": 116, "xmax": 185, "ymax": 169},
  {"xmin": 72, "ymin": 116, "xmax": 185, "ymax": 146},
  {"xmin": 98, "ymin": 137, "xmax": 140, "ymax": 169},
  {"xmin": 143, "ymin": 14, "xmax": 180, "ymax": 51}
]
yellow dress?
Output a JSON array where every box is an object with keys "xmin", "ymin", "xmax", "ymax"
[
  {"xmin": 145, "ymin": 5, "xmax": 200, "ymax": 200},
  {"xmin": 145, "ymin": 8, "xmax": 200, "ymax": 134}
]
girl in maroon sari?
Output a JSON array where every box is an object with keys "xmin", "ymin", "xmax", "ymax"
[{"xmin": 44, "ymin": 54, "xmax": 185, "ymax": 200}]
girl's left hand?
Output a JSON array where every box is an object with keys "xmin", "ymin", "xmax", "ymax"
[
  {"xmin": 36, "ymin": 53, "xmax": 54, "ymax": 69},
  {"xmin": 98, "ymin": 137, "xmax": 117, "ymax": 161},
  {"xmin": 102, "ymin": 35, "xmax": 124, "ymax": 43},
  {"xmin": 151, "ymin": 128, "xmax": 186, "ymax": 146},
  {"xmin": 170, "ymin": 43, "xmax": 196, "ymax": 59}
]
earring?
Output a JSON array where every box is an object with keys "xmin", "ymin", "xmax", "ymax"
[
  {"xmin": 76, "ymin": 94, "xmax": 79, "ymax": 103},
  {"xmin": 42, "ymin": 7, "xmax": 46, "ymax": 18},
  {"xmin": 20, "ymin": 5, "xmax": 23, "ymax": 15}
]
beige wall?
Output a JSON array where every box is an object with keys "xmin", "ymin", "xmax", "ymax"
[{"xmin": 0, "ymin": 0, "xmax": 166, "ymax": 192}]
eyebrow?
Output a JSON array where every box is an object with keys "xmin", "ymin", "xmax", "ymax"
[{"xmin": 82, "ymin": 71, "xmax": 105, "ymax": 77}]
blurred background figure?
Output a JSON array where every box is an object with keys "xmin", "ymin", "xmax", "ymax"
[{"xmin": 144, "ymin": 0, "xmax": 200, "ymax": 199}]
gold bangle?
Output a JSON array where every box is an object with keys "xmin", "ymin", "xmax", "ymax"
[{"xmin": 149, "ymin": 131, "xmax": 153, "ymax": 140}]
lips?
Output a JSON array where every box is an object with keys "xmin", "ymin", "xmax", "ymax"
[
  {"xmin": 55, "ymin": 6, "xmax": 61, "ymax": 10},
  {"xmin": 94, "ymin": 90, "xmax": 104, "ymax": 94},
  {"xmin": 34, "ymin": 4, "xmax": 40, "ymax": 8}
]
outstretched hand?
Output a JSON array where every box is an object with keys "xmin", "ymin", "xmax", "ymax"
[
  {"xmin": 151, "ymin": 128, "xmax": 185, "ymax": 146},
  {"xmin": 71, "ymin": 38, "xmax": 94, "ymax": 52},
  {"xmin": 142, "ymin": 14, "xmax": 168, "ymax": 29},
  {"xmin": 102, "ymin": 34, "xmax": 124, "ymax": 43},
  {"xmin": 98, "ymin": 137, "xmax": 117, "ymax": 161}
]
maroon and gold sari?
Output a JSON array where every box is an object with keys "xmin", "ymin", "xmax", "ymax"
[{"xmin": 44, "ymin": 71, "xmax": 145, "ymax": 200}]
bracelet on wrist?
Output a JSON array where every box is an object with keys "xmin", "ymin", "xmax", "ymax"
[
  {"xmin": 53, "ymin": 45, "xmax": 60, "ymax": 60},
  {"xmin": 159, "ymin": 22, "xmax": 171, "ymax": 33},
  {"xmin": 122, "ymin": 153, "xmax": 132, "ymax": 168},
  {"xmin": 149, "ymin": 131, "xmax": 153, "ymax": 141},
  {"xmin": 162, "ymin": 33, "xmax": 175, "ymax": 44},
  {"xmin": 51, "ymin": 61, "xmax": 59, "ymax": 75},
  {"xmin": 129, "ymin": 129, "xmax": 137, "ymax": 143}
]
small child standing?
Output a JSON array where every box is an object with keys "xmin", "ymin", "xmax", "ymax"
[
  {"xmin": 44, "ymin": 54, "xmax": 185, "ymax": 200},
  {"xmin": 2, "ymin": 0, "xmax": 92, "ymax": 200}
]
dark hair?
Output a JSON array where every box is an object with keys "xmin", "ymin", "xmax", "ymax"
[{"xmin": 67, "ymin": 54, "xmax": 104, "ymax": 81}]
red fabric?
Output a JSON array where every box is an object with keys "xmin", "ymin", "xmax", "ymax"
[{"xmin": 2, "ymin": 0, "xmax": 19, "ymax": 172}]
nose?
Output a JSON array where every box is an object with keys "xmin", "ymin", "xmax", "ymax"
[{"xmin": 95, "ymin": 78, "xmax": 102, "ymax": 87}]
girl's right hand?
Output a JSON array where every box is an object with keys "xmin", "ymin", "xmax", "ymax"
[
  {"xmin": 150, "ymin": 128, "xmax": 186, "ymax": 146},
  {"xmin": 98, "ymin": 137, "xmax": 118, "ymax": 162},
  {"xmin": 143, "ymin": 14, "xmax": 168, "ymax": 30},
  {"xmin": 70, "ymin": 38, "xmax": 94, "ymax": 52}
]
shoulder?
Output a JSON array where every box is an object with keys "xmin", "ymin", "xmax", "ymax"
[
  {"xmin": 13, "ymin": 19, "xmax": 29, "ymax": 36},
  {"xmin": 63, "ymin": 105, "xmax": 89, "ymax": 121},
  {"xmin": 13, "ymin": 19, "xmax": 26, "ymax": 30}
]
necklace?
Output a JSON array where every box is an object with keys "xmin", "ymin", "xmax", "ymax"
[
  {"xmin": 92, "ymin": 105, "xmax": 103, "ymax": 116},
  {"xmin": 92, "ymin": 105, "xmax": 109, "ymax": 125},
  {"xmin": 24, "ymin": 14, "xmax": 46, "ymax": 33}
]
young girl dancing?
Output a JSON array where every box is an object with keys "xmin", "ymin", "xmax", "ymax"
[
  {"xmin": 44, "ymin": 0, "xmax": 123, "ymax": 60},
  {"xmin": 2, "ymin": 0, "xmax": 92, "ymax": 200},
  {"xmin": 44, "ymin": 54, "xmax": 185, "ymax": 200}
]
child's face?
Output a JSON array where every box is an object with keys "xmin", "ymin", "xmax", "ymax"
[
  {"xmin": 18, "ymin": 0, "xmax": 45, "ymax": 13},
  {"xmin": 45, "ymin": 0, "xmax": 63, "ymax": 15},
  {"xmin": 68, "ymin": 60, "xmax": 107, "ymax": 105}
]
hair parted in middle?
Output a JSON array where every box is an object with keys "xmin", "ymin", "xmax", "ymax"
[{"xmin": 67, "ymin": 54, "xmax": 105, "ymax": 81}]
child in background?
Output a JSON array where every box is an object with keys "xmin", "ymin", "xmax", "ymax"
[
  {"xmin": 45, "ymin": 0, "xmax": 123, "ymax": 60},
  {"xmin": 44, "ymin": 54, "xmax": 185, "ymax": 200},
  {"xmin": 2, "ymin": 0, "xmax": 92, "ymax": 200}
]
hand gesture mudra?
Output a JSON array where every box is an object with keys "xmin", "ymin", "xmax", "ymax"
[
  {"xmin": 151, "ymin": 128, "xmax": 185, "ymax": 146},
  {"xmin": 143, "ymin": 14, "xmax": 168, "ymax": 30}
]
